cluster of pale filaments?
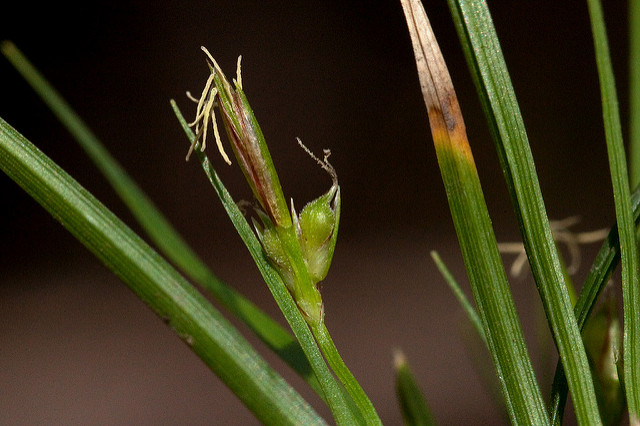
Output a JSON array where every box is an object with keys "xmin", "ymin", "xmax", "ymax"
[
  {"xmin": 498, "ymin": 216, "xmax": 608, "ymax": 277},
  {"xmin": 185, "ymin": 46, "xmax": 243, "ymax": 164}
]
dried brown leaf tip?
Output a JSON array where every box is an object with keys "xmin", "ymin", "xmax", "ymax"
[{"xmin": 400, "ymin": 0, "xmax": 474, "ymax": 164}]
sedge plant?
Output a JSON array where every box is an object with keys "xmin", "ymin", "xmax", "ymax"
[{"xmin": 1, "ymin": 0, "xmax": 640, "ymax": 424}]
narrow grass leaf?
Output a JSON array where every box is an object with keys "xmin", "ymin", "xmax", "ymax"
[
  {"xmin": 431, "ymin": 251, "xmax": 507, "ymax": 419},
  {"xmin": 0, "ymin": 41, "xmax": 320, "ymax": 396},
  {"xmin": 394, "ymin": 350, "xmax": 436, "ymax": 426},
  {"xmin": 311, "ymin": 322, "xmax": 381, "ymax": 426},
  {"xmin": 445, "ymin": 1, "xmax": 600, "ymax": 422},
  {"xmin": 0, "ymin": 117, "xmax": 325, "ymax": 426},
  {"xmin": 549, "ymin": 187, "xmax": 640, "ymax": 424},
  {"xmin": 586, "ymin": 0, "xmax": 640, "ymax": 420},
  {"xmin": 430, "ymin": 250, "xmax": 485, "ymax": 344},
  {"xmin": 400, "ymin": 1, "xmax": 547, "ymax": 423},
  {"xmin": 630, "ymin": 0, "xmax": 640, "ymax": 188},
  {"xmin": 171, "ymin": 101, "xmax": 363, "ymax": 426}
]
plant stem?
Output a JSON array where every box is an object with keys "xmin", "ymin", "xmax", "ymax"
[
  {"xmin": 548, "ymin": 187, "xmax": 640, "ymax": 423},
  {"xmin": 430, "ymin": 250, "xmax": 485, "ymax": 344},
  {"xmin": 312, "ymin": 322, "xmax": 382, "ymax": 426}
]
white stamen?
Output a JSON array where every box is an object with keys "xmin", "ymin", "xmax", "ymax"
[
  {"xmin": 236, "ymin": 55, "xmax": 243, "ymax": 89},
  {"xmin": 186, "ymin": 91, "xmax": 200, "ymax": 103},
  {"xmin": 185, "ymin": 48, "xmax": 234, "ymax": 164},
  {"xmin": 498, "ymin": 217, "xmax": 608, "ymax": 277},
  {"xmin": 210, "ymin": 95, "xmax": 231, "ymax": 165}
]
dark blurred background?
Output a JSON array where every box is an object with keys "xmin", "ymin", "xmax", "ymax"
[{"xmin": 0, "ymin": 0, "xmax": 628, "ymax": 424}]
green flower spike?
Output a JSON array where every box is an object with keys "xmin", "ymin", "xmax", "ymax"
[{"xmin": 188, "ymin": 47, "xmax": 340, "ymax": 326}]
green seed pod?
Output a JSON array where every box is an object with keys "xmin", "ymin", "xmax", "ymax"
[
  {"xmin": 291, "ymin": 139, "xmax": 340, "ymax": 285},
  {"xmin": 293, "ymin": 183, "xmax": 340, "ymax": 284}
]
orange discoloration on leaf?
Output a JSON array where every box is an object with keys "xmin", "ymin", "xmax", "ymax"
[{"xmin": 401, "ymin": 0, "xmax": 474, "ymax": 165}]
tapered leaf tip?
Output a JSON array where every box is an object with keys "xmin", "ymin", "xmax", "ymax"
[
  {"xmin": 0, "ymin": 40, "xmax": 16, "ymax": 56},
  {"xmin": 399, "ymin": 0, "xmax": 473, "ymax": 163},
  {"xmin": 393, "ymin": 348, "xmax": 407, "ymax": 370}
]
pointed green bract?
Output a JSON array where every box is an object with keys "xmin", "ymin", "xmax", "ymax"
[{"xmin": 294, "ymin": 182, "xmax": 341, "ymax": 284}]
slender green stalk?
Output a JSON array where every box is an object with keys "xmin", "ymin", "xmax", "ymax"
[
  {"xmin": 445, "ymin": 1, "xmax": 600, "ymax": 423},
  {"xmin": 394, "ymin": 350, "xmax": 436, "ymax": 426},
  {"xmin": 312, "ymin": 322, "xmax": 382, "ymax": 426},
  {"xmin": 171, "ymin": 101, "xmax": 364, "ymax": 425},
  {"xmin": 430, "ymin": 250, "xmax": 485, "ymax": 343},
  {"xmin": 0, "ymin": 116, "xmax": 325, "ymax": 426},
  {"xmin": 630, "ymin": 0, "xmax": 640, "ymax": 187},
  {"xmin": 431, "ymin": 252, "xmax": 506, "ymax": 420},
  {"xmin": 400, "ymin": 1, "xmax": 548, "ymax": 423},
  {"xmin": 586, "ymin": 0, "xmax": 640, "ymax": 420},
  {"xmin": 0, "ymin": 40, "xmax": 320, "ymax": 396}
]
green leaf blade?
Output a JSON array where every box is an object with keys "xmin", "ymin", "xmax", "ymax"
[
  {"xmin": 445, "ymin": 1, "xmax": 601, "ymax": 423},
  {"xmin": 586, "ymin": 0, "xmax": 640, "ymax": 420},
  {"xmin": 394, "ymin": 350, "xmax": 435, "ymax": 426},
  {"xmin": 430, "ymin": 250, "xmax": 485, "ymax": 344},
  {"xmin": 549, "ymin": 186, "xmax": 640, "ymax": 423},
  {"xmin": 400, "ymin": 1, "xmax": 548, "ymax": 423},
  {"xmin": 630, "ymin": 0, "xmax": 640, "ymax": 188}
]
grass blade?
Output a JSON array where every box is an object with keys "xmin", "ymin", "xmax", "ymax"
[
  {"xmin": 549, "ymin": 187, "xmax": 640, "ymax": 423},
  {"xmin": 431, "ymin": 250, "xmax": 508, "ymax": 419},
  {"xmin": 311, "ymin": 322, "xmax": 381, "ymax": 426},
  {"xmin": 400, "ymin": 1, "xmax": 548, "ymax": 423},
  {"xmin": 0, "ymin": 116, "xmax": 325, "ymax": 426},
  {"xmin": 394, "ymin": 350, "xmax": 436, "ymax": 426},
  {"xmin": 630, "ymin": 0, "xmax": 640, "ymax": 188},
  {"xmin": 445, "ymin": 1, "xmax": 600, "ymax": 422},
  {"xmin": 586, "ymin": 0, "xmax": 640, "ymax": 420},
  {"xmin": 171, "ymin": 101, "xmax": 362, "ymax": 425},
  {"xmin": 0, "ymin": 40, "xmax": 319, "ymax": 396},
  {"xmin": 430, "ymin": 250, "xmax": 484, "ymax": 343}
]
